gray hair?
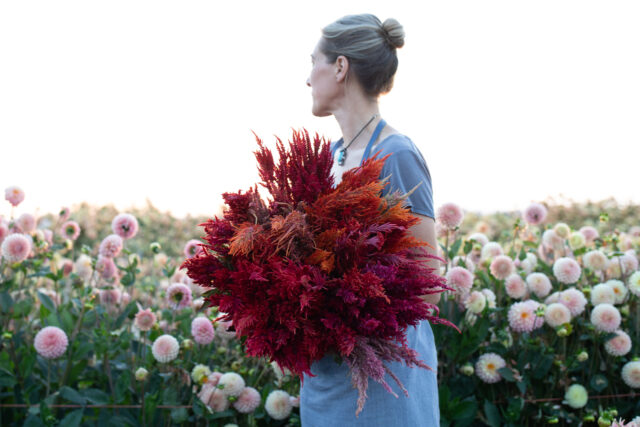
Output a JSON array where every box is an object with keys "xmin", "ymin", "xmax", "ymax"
[{"xmin": 320, "ymin": 14, "xmax": 405, "ymax": 97}]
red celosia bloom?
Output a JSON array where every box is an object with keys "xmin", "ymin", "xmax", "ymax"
[{"xmin": 183, "ymin": 129, "xmax": 458, "ymax": 416}]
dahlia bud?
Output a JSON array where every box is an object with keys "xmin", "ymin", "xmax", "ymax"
[
  {"xmin": 217, "ymin": 347, "xmax": 227, "ymax": 355},
  {"xmin": 620, "ymin": 305, "xmax": 630, "ymax": 316},
  {"xmin": 577, "ymin": 351, "xmax": 589, "ymax": 362},
  {"xmin": 2, "ymin": 332, "xmax": 12, "ymax": 340},
  {"xmin": 64, "ymin": 239, "xmax": 73, "ymax": 250},
  {"xmin": 557, "ymin": 327, "xmax": 569, "ymax": 337},
  {"xmin": 181, "ymin": 339, "xmax": 194, "ymax": 350},
  {"xmin": 231, "ymin": 361, "xmax": 241, "ymax": 371},
  {"xmin": 547, "ymin": 417, "xmax": 559, "ymax": 424},
  {"xmin": 459, "ymin": 364, "xmax": 474, "ymax": 376},
  {"xmin": 598, "ymin": 417, "xmax": 611, "ymax": 427},
  {"xmin": 150, "ymin": 242, "xmax": 161, "ymax": 254},
  {"xmin": 135, "ymin": 367, "xmax": 149, "ymax": 381},
  {"xmin": 583, "ymin": 414, "xmax": 595, "ymax": 422}
]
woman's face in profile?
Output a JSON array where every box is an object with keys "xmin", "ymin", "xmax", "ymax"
[{"xmin": 306, "ymin": 40, "xmax": 340, "ymax": 117}]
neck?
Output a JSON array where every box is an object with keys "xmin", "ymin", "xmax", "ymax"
[{"xmin": 333, "ymin": 95, "xmax": 380, "ymax": 147}]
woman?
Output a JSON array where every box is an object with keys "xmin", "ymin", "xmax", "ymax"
[{"xmin": 301, "ymin": 13, "xmax": 442, "ymax": 426}]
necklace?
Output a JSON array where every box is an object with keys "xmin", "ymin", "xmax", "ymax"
[{"xmin": 337, "ymin": 114, "xmax": 378, "ymax": 166}]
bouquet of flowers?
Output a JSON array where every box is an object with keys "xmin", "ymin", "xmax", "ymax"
[{"xmin": 183, "ymin": 129, "xmax": 458, "ymax": 415}]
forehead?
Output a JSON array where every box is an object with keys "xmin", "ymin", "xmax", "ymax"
[{"xmin": 311, "ymin": 40, "xmax": 326, "ymax": 59}]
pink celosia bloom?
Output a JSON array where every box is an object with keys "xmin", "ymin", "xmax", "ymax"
[
  {"xmin": 5, "ymin": 186, "xmax": 25, "ymax": 207},
  {"xmin": 233, "ymin": 387, "xmax": 261, "ymax": 413},
  {"xmin": 184, "ymin": 239, "xmax": 204, "ymax": 259},
  {"xmin": 191, "ymin": 317, "xmax": 215, "ymax": 345},
  {"xmin": 490, "ymin": 255, "xmax": 514, "ymax": 280},
  {"xmin": 166, "ymin": 283, "xmax": 192, "ymax": 309},
  {"xmin": 152, "ymin": 334, "xmax": 180, "ymax": 363},
  {"xmin": 60, "ymin": 221, "xmax": 81, "ymax": 241},
  {"xmin": 475, "ymin": 353, "xmax": 506, "ymax": 384},
  {"xmin": 59, "ymin": 207, "xmax": 70, "ymax": 222},
  {"xmin": 508, "ymin": 300, "xmax": 543, "ymax": 333},
  {"xmin": 523, "ymin": 203, "xmax": 547, "ymax": 225},
  {"xmin": 584, "ymin": 250, "xmax": 608, "ymax": 271},
  {"xmin": 16, "ymin": 213, "xmax": 36, "ymax": 234},
  {"xmin": 1, "ymin": 233, "xmax": 31, "ymax": 263},
  {"xmin": 95, "ymin": 256, "xmax": 117, "ymax": 279},
  {"xmin": 505, "ymin": 274, "xmax": 527, "ymax": 299},
  {"xmin": 99, "ymin": 234, "xmax": 123, "ymax": 258},
  {"xmin": 445, "ymin": 267, "xmax": 474, "ymax": 293},
  {"xmin": 622, "ymin": 361, "xmax": 640, "ymax": 388},
  {"xmin": 135, "ymin": 308, "xmax": 157, "ymax": 331},
  {"xmin": 591, "ymin": 283, "xmax": 615, "ymax": 306},
  {"xmin": 265, "ymin": 390, "xmax": 293, "ymax": 420},
  {"xmin": 604, "ymin": 330, "xmax": 632, "ymax": 357},
  {"xmin": 544, "ymin": 303, "xmax": 571, "ymax": 327},
  {"xmin": 559, "ymin": 288, "xmax": 587, "ymax": 316},
  {"xmin": 111, "ymin": 213, "xmax": 139, "ymax": 239},
  {"xmin": 526, "ymin": 273, "xmax": 552, "ymax": 298},
  {"xmin": 218, "ymin": 372, "xmax": 245, "ymax": 397},
  {"xmin": 553, "ymin": 257, "xmax": 581, "ymax": 284},
  {"xmin": 34, "ymin": 326, "xmax": 68, "ymax": 359},
  {"xmin": 590, "ymin": 303, "xmax": 621, "ymax": 332},
  {"xmin": 436, "ymin": 203, "xmax": 464, "ymax": 230},
  {"xmin": 579, "ymin": 226, "xmax": 599, "ymax": 242}
]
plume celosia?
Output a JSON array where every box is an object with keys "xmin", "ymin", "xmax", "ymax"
[{"xmin": 183, "ymin": 129, "xmax": 457, "ymax": 416}]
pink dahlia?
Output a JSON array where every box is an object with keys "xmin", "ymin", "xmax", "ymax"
[
  {"xmin": 5, "ymin": 186, "xmax": 25, "ymax": 207},
  {"xmin": 452, "ymin": 256, "xmax": 475, "ymax": 273},
  {"xmin": 553, "ymin": 257, "xmax": 581, "ymax": 284},
  {"xmin": 166, "ymin": 283, "xmax": 192, "ymax": 309},
  {"xmin": 445, "ymin": 267, "xmax": 474, "ymax": 293},
  {"xmin": 134, "ymin": 308, "xmax": 157, "ymax": 331},
  {"xmin": 34, "ymin": 326, "xmax": 68, "ymax": 359},
  {"xmin": 208, "ymin": 388, "xmax": 230, "ymax": 412},
  {"xmin": 542, "ymin": 230, "xmax": 564, "ymax": 250},
  {"xmin": 99, "ymin": 234, "xmax": 123, "ymax": 258},
  {"xmin": 604, "ymin": 330, "xmax": 632, "ymax": 357},
  {"xmin": 481, "ymin": 242, "xmax": 503, "ymax": 260},
  {"xmin": 265, "ymin": 390, "xmax": 293, "ymax": 420},
  {"xmin": 579, "ymin": 226, "xmax": 599, "ymax": 242},
  {"xmin": 505, "ymin": 274, "xmax": 527, "ymax": 299},
  {"xmin": 544, "ymin": 291, "xmax": 561, "ymax": 304},
  {"xmin": 16, "ymin": 213, "xmax": 36, "ymax": 234},
  {"xmin": 0, "ymin": 222, "xmax": 8, "ymax": 244},
  {"xmin": 1, "ymin": 233, "xmax": 31, "ymax": 263},
  {"xmin": 490, "ymin": 255, "xmax": 514, "ymax": 280},
  {"xmin": 184, "ymin": 239, "xmax": 204, "ymax": 259},
  {"xmin": 233, "ymin": 387, "xmax": 261, "ymax": 413},
  {"xmin": 591, "ymin": 283, "xmax": 615, "ymax": 306},
  {"xmin": 60, "ymin": 221, "xmax": 81, "ymax": 241},
  {"xmin": 559, "ymin": 288, "xmax": 587, "ymax": 316},
  {"xmin": 191, "ymin": 317, "xmax": 215, "ymax": 345},
  {"xmin": 218, "ymin": 372, "xmax": 246, "ymax": 397},
  {"xmin": 526, "ymin": 273, "xmax": 552, "ymax": 298},
  {"xmin": 475, "ymin": 353, "xmax": 506, "ymax": 384},
  {"xmin": 59, "ymin": 207, "xmax": 70, "ymax": 222},
  {"xmin": 111, "ymin": 213, "xmax": 139, "ymax": 239},
  {"xmin": 508, "ymin": 300, "xmax": 543, "ymax": 333},
  {"xmin": 95, "ymin": 256, "xmax": 117, "ymax": 279},
  {"xmin": 590, "ymin": 304, "xmax": 621, "ymax": 332},
  {"xmin": 544, "ymin": 303, "xmax": 571, "ymax": 327},
  {"xmin": 523, "ymin": 203, "xmax": 547, "ymax": 225},
  {"xmin": 468, "ymin": 232, "xmax": 489, "ymax": 247},
  {"xmin": 151, "ymin": 334, "xmax": 180, "ymax": 363},
  {"xmin": 584, "ymin": 250, "xmax": 608, "ymax": 271},
  {"xmin": 436, "ymin": 203, "xmax": 464, "ymax": 230},
  {"xmin": 99, "ymin": 289, "xmax": 121, "ymax": 306},
  {"xmin": 621, "ymin": 361, "xmax": 640, "ymax": 388}
]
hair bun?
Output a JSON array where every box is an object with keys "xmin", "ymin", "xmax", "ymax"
[{"xmin": 381, "ymin": 18, "xmax": 405, "ymax": 49}]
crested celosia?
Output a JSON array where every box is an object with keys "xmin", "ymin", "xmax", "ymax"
[
  {"xmin": 191, "ymin": 316, "xmax": 215, "ymax": 345},
  {"xmin": 475, "ymin": 353, "xmax": 506, "ymax": 383},
  {"xmin": 591, "ymin": 283, "xmax": 615, "ymax": 306},
  {"xmin": 490, "ymin": 255, "xmax": 514, "ymax": 280},
  {"xmin": 111, "ymin": 213, "xmax": 139, "ymax": 239},
  {"xmin": 544, "ymin": 303, "xmax": 571, "ymax": 328},
  {"xmin": 508, "ymin": 300, "xmax": 543, "ymax": 333},
  {"xmin": 604, "ymin": 330, "xmax": 632, "ymax": 357},
  {"xmin": 182, "ymin": 130, "xmax": 456, "ymax": 416},
  {"xmin": 558, "ymin": 287, "xmax": 587, "ymax": 316},
  {"xmin": 152, "ymin": 334, "xmax": 179, "ymax": 363},
  {"xmin": 1, "ymin": 233, "xmax": 31, "ymax": 263},
  {"xmin": 553, "ymin": 257, "xmax": 581, "ymax": 284},
  {"xmin": 34, "ymin": 326, "xmax": 68, "ymax": 359},
  {"xmin": 445, "ymin": 266, "xmax": 473, "ymax": 293},
  {"xmin": 590, "ymin": 304, "xmax": 621, "ymax": 332},
  {"xmin": 436, "ymin": 203, "xmax": 463, "ymax": 230},
  {"xmin": 505, "ymin": 274, "xmax": 527, "ymax": 299},
  {"xmin": 526, "ymin": 273, "xmax": 552, "ymax": 298},
  {"xmin": 265, "ymin": 390, "xmax": 292, "ymax": 420},
  {"xmin": 523, "ymin": 203, "xmax": 547, "ymax": 225}
]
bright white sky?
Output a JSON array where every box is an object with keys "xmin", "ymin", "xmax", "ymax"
[{"xmin": 1, "ymin": 1, "xmax": 639, "ymax": 219}]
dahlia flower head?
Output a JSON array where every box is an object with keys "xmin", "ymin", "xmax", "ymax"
[
  {"xmin": 542, "ymin": 229, "xmax": 564, "ymax": 250},
  {"xmin": 591, "ymin": 283, "xmax": 616, "ymax": 306},
  {"xmin": 233, "ymin": 387, "xmax": 262, "ymax": 413},
  {"xmin": 568, "ymin": 231, "xmax": 586, "ymax": 250},
  {"xmin": 590, "ymin": 303, "xmax": 621, "ymax": 333},
  {"xmin": 552, "ymin": 257, "xmax": 581, "ymax": 284},
  {"xmin": 508, "ymin": 300, "xmax": 544, "ymax": 333},
  {"xmin": 526, "ymin": 273, "xmax": 552, "ymax": 298},
  {"xmin": 451, "ymin": 256, "xmax": 475, "ymax": 273},
  {"xmin": 564, "ymin": 384, "xmax": 588, "ymax": 409},
  {"xmin": 99, "ymin": 234, "xmax": 123, "ymax": 258},
  {"xmin": 1, "ymin": 233, "xmax": 31, "ymax": 263},
  {"xmin": 445, "ymin": 266, "xmax": 474, "ymax": 293},
  {"xmin": 198, "ymin": 383, "xmax": 230, "ymax": 412},
  {"xmin": 166, "ymin": 282, "xmax": 192, "ymax": 310},
  {"xmin": 95, "ymin": 255, "xmax": 117, "ymax": 280},
  {"xmin": 505, "ymin": 274, "xmax": 527, "ymax": 299},
  {"xmin": 481, "ymin": 242, "xmax": 503, "ymax": 261},
  {"xmin": 481, "ymin": 288, "xmax": 496, "ymax": 308},
  {"xmin": 608, "ymin": 280, "xmax": 628, "ymax": 304},
  {"xmin": 5, "ymin": 186, "xmax": 25, "ymax": 207},
  {"xmin": 621, "ymin": 361, "xmax": 640, "ymax": 388},
  {"xmin": 34, "ymin": 326, "xmax": 68, "ymax": 359},
  {"xmin": 523, "ymin": 203, "xmax": 547, "ymax": 225},
  {"xmin": 475, "ymin": 353, "xmax": 506, "ymax": 384},
  {"xmin": 218, "ymin": 372, "xmax": 245, "ymax": 397},
  {"xmin": 490, "ymin": 255, "xmax": 514, "ymax": 280},
  {"xmin": 468, "ymin": 232, "xmax": 489, "ymax": 247},
  {"xmin": 464, "ymin": 291, "xmax": 486, "ymax": 314},
  {"xmin": 436, "ymin": 203, "xmax": 464, "ymax": 230},
  {"xmin": 604, "ymin": 330, "xmax": 632, "ymax": 357},
  {"xmin": 191, "ymin": 316, "xmax": 215, "ymax": 345},
  {"xmin": 99, "ymin": 289, "xmax": 122, "ymax": 306},
  {"xmin": 517, "ymin": 253, "xmax": 538, "ymax": 275},
  {"xmin": 74, "ymin": 254, "xmax": 93, "ymax": 281},
  {"xmin": 265, "ymin": 390, "xmax": 293, "ymax": 420},
  {"xmin": 134, "ymin": 308, "xmax": 157, "ymax": 331},
  {"xmin": 191, "ymin": 364, "xmax": 212, "ymax": 384},
  {"xmin": 111, "ymin": 213, "xmax": 139, "ymax": 239},
  {"xmin": 60, "ymin": 221, "xmax": 81, "ymax": 241},
  {"xmin": 558, "ymin": 287, "xmax": 587, "ymax": 316},
  {"xmin": 584, "ymin": 250, "xmax": 608, "ymax": 271},
  {"xmin": 628, "ymin": 271, "xmax": 640, "ymax": 297},
  {"xmin": 151, "ymin": 334, "xmax": 180, "ymax": 363},
  {"xmin": 553, "ymin": 223, "xmax": 571, "ymax": 239},
  {"xmin": 183, "ymin": 239, "xmax": 204, "ymax": 259},
  {"xmin": 16, "ymin": 213, "xmax": 36, "ymax": 234},
  {"xmin": 544, "ymin": 303, "xmax": 571, "ymax": 328}
]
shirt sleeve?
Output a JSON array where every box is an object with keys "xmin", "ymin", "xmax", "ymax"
[{"xmin": 379, "ymin": 147, "xmax": 434, "ymax": 219}]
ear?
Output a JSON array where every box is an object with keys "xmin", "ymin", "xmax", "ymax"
[{"xmin": 335, "ymin": 55, "xmax": 349, "ymax": 83}]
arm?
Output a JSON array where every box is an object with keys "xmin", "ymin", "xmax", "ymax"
[{"xmin": 408, "ymin": 214, "xmax": 442, "ymax": 305}]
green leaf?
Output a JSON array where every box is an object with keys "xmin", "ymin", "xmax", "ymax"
[
  {"xmin": 120, "ymin": 272, "xmax": 135, "ymax": 286},
  {"xmin": 590, "ymin": 374, "xmax": 608, "ymax": 392},
  {"xmin": 59, "ymin": 409, "xmax": 83, "ymax": 427},
  {"xmin": 516, "ymin": 380, "xmax": 526, "ymax": 395},
  {"xmin": 518, "ymin": 248, "xmax": 527, "ymax": 261},
  {"xmin": 449, "ymin": 238, "xmax": 463, "ymax": 259},
  {"xmin": 115, "ymin": 370, "xmax": 131, "ymax": 403},
  {"xmin": 483, "ymin": 400, "xmax": 501, "ymax": 427},
  {"xmin": 0, "ymin": 291, "xmax": 13, "ymax": 313},
  {"xmin": 60, "ymin": 386, "xmax": 87, "ymax": 405},
  {"xmin": 82, "ymin": 388, "xmax": 110, "ymax": 405},
  {"xmin": 37, "ymin": 291, "xmax": 56, "ymax": 314},
  {"xmin": 463, "ymin": 240, "xmax": 473, "ymax": 255},
  {"xmin": 171, "ymin": 408, "xmax": 188, "ymax": 423},
  {"xmin": 451, "ymin": 399, "xmax": 478, "ymax": 420},
  {"xmin": 210, "ymin": 409, "xmax": 235, "ymax": 419},
  {"xmin": 498, "ymin": 367, "xmax": 515, "ymax": 382},
  {"xmin": 532, "ymin": 355, "xmax": 553, "ymax": 379},
  {"xmin": 24, "ymin": 414, "xmax": 45, "ymax": 427}
]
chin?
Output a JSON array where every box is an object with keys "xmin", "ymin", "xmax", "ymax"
[{"xmin": 311, "ymin": 104, "xmax": 331, "ymax": 117}]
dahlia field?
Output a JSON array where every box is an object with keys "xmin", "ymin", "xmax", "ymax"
[{"xmin": 1, "ymin": 186, "xmax": 639, "ymax": 426}]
